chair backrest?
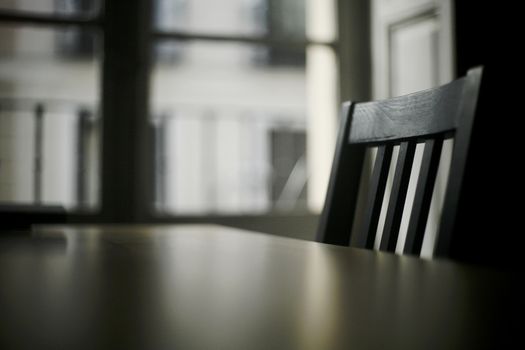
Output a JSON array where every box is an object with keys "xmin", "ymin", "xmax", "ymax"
[{"xmin": 316, "ymin": 67, "xmax": 483, "ymax": 259}]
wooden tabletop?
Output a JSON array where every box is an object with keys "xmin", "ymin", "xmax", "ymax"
[{"xmin": 0, "ymin": 224, "xmax": 515, "ymax": 349}]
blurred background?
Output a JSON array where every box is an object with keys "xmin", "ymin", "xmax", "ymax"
[{"xmin": 0, "ymin": 0, "xmax": 485, "ymax": 239}]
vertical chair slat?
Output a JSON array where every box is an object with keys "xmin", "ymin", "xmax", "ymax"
[
  {"xmin": 316, "ymin": 102, "xmax": 366, "ymax": 246},
  {"xmin": 403, "ymin": 137, "xmax": 444, "ymax": 255},
  {"xmin": 354, "ymin": 144, "xmax": 393, "ymax": 249},
  {"xmin": 380, "ymin": 141, "xmax": 416, "ymax": 252}
]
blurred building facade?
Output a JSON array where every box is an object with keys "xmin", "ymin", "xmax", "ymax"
[{"xmin": 0, "ymin": 0, "xmax": 313, "ymax": 215}]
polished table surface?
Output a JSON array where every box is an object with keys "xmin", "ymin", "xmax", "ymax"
[{"xmin": 0, "ymin": 224, "xmax": 516, "ymax": 349}]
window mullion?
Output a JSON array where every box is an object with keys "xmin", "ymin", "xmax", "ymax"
[{"xmin": 100, "ymin": 0, "xmax": 153, "ymax": 222}]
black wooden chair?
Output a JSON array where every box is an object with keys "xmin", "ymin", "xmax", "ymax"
[{"xmin": 316, "ymin": 67, "xmax": 483, "ymax": 259}]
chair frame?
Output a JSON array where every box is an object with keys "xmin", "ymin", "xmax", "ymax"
[{"xmin": 316, "ymin": 67, "xmax": 483, "ymax": 258}]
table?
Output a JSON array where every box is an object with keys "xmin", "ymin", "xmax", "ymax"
[{"xmin": 0, "ymin": 224, "xmax": 516, "ymax": 349}]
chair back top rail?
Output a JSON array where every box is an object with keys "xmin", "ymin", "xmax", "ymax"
[{"xmin": 349, "ymin": 77, "xmax": 466, "ymax": 144}]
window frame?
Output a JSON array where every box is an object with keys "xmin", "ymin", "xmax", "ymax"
[{"xmin": 0, "ymin": 0, "xmax": 371, "ymax": 236}]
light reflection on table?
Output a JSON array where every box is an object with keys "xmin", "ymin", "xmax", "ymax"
[{"xmin": 0, "ymin": 224, "xmax": 514, "ymax": 349}]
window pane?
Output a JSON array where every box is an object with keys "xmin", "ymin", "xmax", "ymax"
[
  {"xmin": 0, "ymin": 0, "xmax": 100, "ymax": 16},
  {"xmin": 154, "ymin": 0, "xmax": 305, "ymax": 40},
  {"xmin": 0, "ymin": 25, "xmax": 101, "ymax": 210},
  {"xmin": 151, "ymin": 40, "xmax": 306, "ymax": 215}
]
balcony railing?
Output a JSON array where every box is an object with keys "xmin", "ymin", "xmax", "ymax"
[
  {"xmin": 0, "ymin": 97, "xmax": 99, "ymax": 209},
  {"xmin": 0, "ymin": 97, "xmax": 308, "ymax": 214}
]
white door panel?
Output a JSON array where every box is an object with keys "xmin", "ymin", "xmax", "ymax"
[{"xmin": 373, "ymin": 0, "xmax": 453, "ymax": 98}]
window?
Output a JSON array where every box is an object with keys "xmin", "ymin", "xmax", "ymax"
[
  {"xmin": 0, "ymin": 0, "xmax": 340, "ymax": 222},
  {"xmin": 151, "ymin": 0, "xmax": 338, "ymax": 215},
  {"xmin": 0, "ymin": 0, "xmax": 99, "ymax": 15}
]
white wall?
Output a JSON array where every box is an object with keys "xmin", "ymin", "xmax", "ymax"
[{"xmin": 305, "ymin": 0, "xmax": 338, "ymax": 212}]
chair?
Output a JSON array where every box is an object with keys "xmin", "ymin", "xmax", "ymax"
[{"xmin": 316, "ymin": 67, "xmax": 483, "ymax": 259}]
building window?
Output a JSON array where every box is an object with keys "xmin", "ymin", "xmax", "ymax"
[{"xmin": 0, "ymin": 0, "xmax": 101, "ymax": 210}]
